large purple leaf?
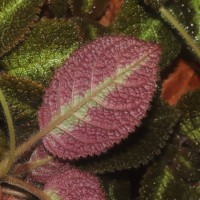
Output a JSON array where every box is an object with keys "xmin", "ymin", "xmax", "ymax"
[
  {"xmin": 39, "ymin": 36, "xmax": 161, "ymax": 160},
  {"xmin": 44, "ymin": 168, "xmax": 105, "ymax": 200}
]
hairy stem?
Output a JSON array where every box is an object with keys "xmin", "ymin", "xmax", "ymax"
[
  {"xmin": 13, "ymin": 156, "xmax": 53, "ymax": 175},
  {"xmin": 3, "ymin": 176, "xmax": 51, "ymax": 200},
  {"xmin": 0, "ymin": 89, "xmax": 15, "ymax": 178},
  {"xmin": 159, "ymin": 6, "xmax": 200, "ymax": 59}
]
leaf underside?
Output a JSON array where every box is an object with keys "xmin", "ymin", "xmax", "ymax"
[
  {"xmin": 1, "ymin": 18, "xmax": 108, "ymax": 85},
  {"xmin": 39, "ymin": 36, "xmax": 160, "ymax": 161},
  {"xmin": 0, "ymin": 0, "xmax": 44, "ymax": 57},
  {"xmin": 75, "ymin": 89, "xmax": 180, "ymax": 173}
]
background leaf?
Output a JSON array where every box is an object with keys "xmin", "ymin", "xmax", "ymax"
[
  {"xmin": 39, "ymin": 36, "xmax": 160, "ymax": 161},
  {"xmin": 101, "ymin": 176, "xmax": 131, "ymax": 200},
  {"xmin": 144, "ymin": 0, "xmax": 169, "ymax": 9},
  {"xmin": 48, "ymin": 0, "xmax": 71, "ymax": 18},
  {"xmin": 75, "ymin": 90, "xmax": 180, "ymax": 173},
  {"xmin": 0, "ymin": 18, "xmax": 107, "ymax": 85},
  {"xmin": 69, "ymin": 0, "xmax": 109, "ymax": 20},
  {"xmin": 139, "ymin": 89, "xmax": 200, "ymax": 199},
  {"xmin": 140, "ymin": 162, "xmax": 200, "ymax": 199},
  {"xmin": 139, "ymin": 136, "xmax": 200, "ymax": 200},
  {"xmin": 178, "ymin": 89, "xmax": 200, "ymax": 151},
  {"xmin": 0, "ymin": 74, "xmax": 44, "ymax": 145},
  {"xmin": 0, "ymin": 0, "xmax": 44, "ymax": 57},
  {"xmin": 188, "ymin": 0, "xmax": 200, "ymax": 45},
  {"xmin": 110, "ymin": 0, "xmax": 183, "ymax": 69}
]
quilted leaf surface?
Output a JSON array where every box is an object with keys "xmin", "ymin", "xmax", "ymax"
[
  {"xmin": 75, "ymin": 91, "xmax": 180, "ymax": 173},
  {"xmin": 0, "ymin": 0, "xmax": 44, "ymax": 57},
  {"xmin": 44, "ymin": 168, "xmax": 105, "ymax": 200},
  {"xmin": 28, "ymin": 144, "xmax": 69, "ymax": 184},
  {"xmin": 39, "ymin": 36, "xmax": 160, "ymax": 160}
]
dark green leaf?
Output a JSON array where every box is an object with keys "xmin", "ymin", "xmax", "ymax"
[
  {"xmin": 178, "ymin": 89, "xmax": 200, "ymax": 151},
  {"xmin": 139, "ymin": 135, "xmax": 200, "ymax": 199},
  {"xmin": 71, "ymin": 17, "xmax": 109, "ymax": 42},
  {"xmin": 188, "ymin": 0, "xmax": 200, "ymax": 44},
  {"xmin": 75, "ymin": 90, "xmax": 180, "ymax": 173},
  {"xmin": 0, "ymin": 0, "xmax": 44, "ymax": 57},
  {"xmin": 144, "ymin": 0, "xmax": 169, "ymax": 9},
  {"xmin": 0, "ymin": 18, "xmax": 80, "ymax": 85},
  {"xmin": 111, "ymin": 0, "xmax": 181, "ymax": 69},
  {"xmin": 48, "ymin": 0, "xmax": 71, "ymax": 18},
  {"xmin": 69, "ymin": 0, "xmax": 109, "ymax": 20},
  {"xmin": 173, "ymin": 143, "xmax": 200, "ymax": 182},
  {"xmin": 0, "ymin": 19, "xmax": 108, "ymax": 85},
  {"xmin": 140, "ymin": 163, "xmax": 200, "ymax": 200},
  {"xmin": 101, "ymin": 176, "xmax": 131, "ymax": 200},
  {"xmin": 0, "ymin": 74, "xmax": 44, "ymax": 145},
  {"xmin": 1, "ymin": 18, "xmax": 108, "ymax": 85},
  {"xmin": 140, "ymin": 90, "xmax": 200, "ymax": 199}
]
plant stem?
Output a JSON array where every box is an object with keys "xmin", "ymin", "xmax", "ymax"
[
  {"xmin": 159, "ymin": 6, "xmax": 200, "ymax": 59},
  {"xmin": 3, "ymin": 176, "xmax": 51, "ymax": 200},
  {"xmin": 0, "ymin": 89, "xmax": 15, "ymax": 178},
  {"xmin": 13, "ymin": 156, "xmax": 53, "ymax": 175}
]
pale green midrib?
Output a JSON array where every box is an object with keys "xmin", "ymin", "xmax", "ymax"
[
  {"xmin": 51, "ymin": 49, "xmax": 154, "ymax": 131},
  {"xmin": 14, "ymin": 48, "xmax": 157, "ymax": 158},
  {"xmin": 178, "ymin": 155, "xmax": 191, "ymax": 169},
  {"xmin": 154, "ymin": 167, "xmax": 173, "ymax": 200}
]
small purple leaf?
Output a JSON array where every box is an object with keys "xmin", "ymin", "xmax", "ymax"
[
  {"xmin": 39, "ymin": 36, "xmax": 161, "ymax": 160},
  {"xmin": 44, "ymin": 168, "xmax": 105, "ymax": 200},
  {"xmin": 28, "ymin": 144, "xmax": 70, "ymax": 184}
]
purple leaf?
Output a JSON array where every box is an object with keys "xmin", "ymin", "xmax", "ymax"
[
  {"xmin": 44, "ymin": 168, "xmax": 105, "ymax": 200},
  {"xmin": 28, "ymin": 144, "xmax": 70, "ymax": 184},
  {"xmin": 39, "ymin": 36, "xmax": 161, "ymax": 160}
]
